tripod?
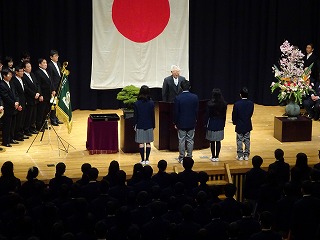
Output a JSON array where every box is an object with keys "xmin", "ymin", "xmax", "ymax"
[{"xmin": 26, "ymin": 110, "xmax": 75, "ymax": 154}]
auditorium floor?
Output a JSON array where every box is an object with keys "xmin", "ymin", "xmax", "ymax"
[{"xmin": 1, "ymin": 104, "xmax": 320, "ymax": 182}]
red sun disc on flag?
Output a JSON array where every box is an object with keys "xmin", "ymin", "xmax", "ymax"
[{"xmin": 112, "ymin": 0, "xmax": 170, "ymax": 43}]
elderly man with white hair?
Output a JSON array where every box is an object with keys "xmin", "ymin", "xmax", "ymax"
[{"xmin": 162, "ymin": 65, "xmax": 186, "ymax": 102}]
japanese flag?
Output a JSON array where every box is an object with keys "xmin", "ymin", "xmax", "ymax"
[{"xmin": 91, "ymin": 0, "xmax": 189, "ymax": 89}]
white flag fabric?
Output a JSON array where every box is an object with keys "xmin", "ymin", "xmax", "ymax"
[{"xmin": 91, "ymin": 0, "xmax": 189, "ymax": 89}]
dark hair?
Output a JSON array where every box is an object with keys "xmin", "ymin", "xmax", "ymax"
[
  {"xmin": 38, "ymin": 58, "xmax": 46, "ymax": 64},
  {"xmin": 15, "ymin": 63, "xmax": 24, "ymax": 72},
  {"xmin": 50, "ymin": 49, "xmax": 59, "ymax": 56},
  {"xmin": 157, "ymin": 159, "xmax": 167, "ymax": 171},
  {"xmin": 22, "ymin": 60, "xmax": 31, "ymax": 68},
  {"xmin": 1, "ymin": 68, "xmax": 12, "ymax": 78},
  {"xmin": 259, "ymin": 211, "xmax": 273, "ymax": 229},
  {"xmin": 55, "ymin": 162, "xmax": 66, "ymax": 176},
  {"xmin": 81, "ymin": 163, "xmax": 91, "ymax": 173},
  {"xmin": 21, "ymin": 51, "xmax": 30, "ymax": 60},
  {"xmin": 88, "ymin": 167, "xmax": 99, "ymax": 180},
  {"xmin": 108, "ymin": 160, "xmax": 120, "ymax": 175},
  {"xmin": 240, "ymin": 87, "xmax": 249, "ymax": 98},
  {"xmin": 182, "ymin": 157, "xmax": 194, "ymax": 170},
  {"xmin": 137, "ymin": 85, "xmax": 150, "ymax": 101},
  {"xmin": 307, "ymin": 43, "xmax": 314, "ymax": 49},
  {"xmin": 252, "ymin": 155, "xmax": 263, "ymax": 168},
  {"xmin": 224, "ymin": 183, "xmax": 237, "ymax": 198},
  {"xmin": 26, "ymin": 166, "xmax": 39, "ymax": 181},
  {"xmin": 180, "ymin": 79, "xmax": 190, "ymax": 91},
  {"xmin": 274, "ymin": 148, "xmax": 284, "ymax": 162},
  {"xmin": 207, "ymin": 88, "xmax": 227, "ymax": 118},
  {"xmin": 1, "ymin": 161, "xmax": 14, "ymax": 178},
  {"xmin": 198, "ymin": 171, "xmax": 209, "ymax": 184},
  {"xmin": 4, "ymin": 56, "xmax": 13, "ymax": 67},
  {"xmin": 295, "ymin": 152, "xmax": 308, "ymax": 169}
]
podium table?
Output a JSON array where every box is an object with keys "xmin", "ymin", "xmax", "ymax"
[
  {"xmin": 86, "ymin": 117, "xmax": 119, "ymax": 154},
  {"xmin": 154, "ymin": 101, "xmax": 209, "ymax": 151},
  {"xmin": 274, "ymin": 116, "xmax": 312, "ymax": 142}
]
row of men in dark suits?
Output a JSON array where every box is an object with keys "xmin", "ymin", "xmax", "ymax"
[{"xmin": 0, "ymin": 50, "xmax": 63, "ymax": 147}]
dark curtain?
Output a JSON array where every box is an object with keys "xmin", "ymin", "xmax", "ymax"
[{"xmin": 0, "ymin": 0, "xmax": 320, "ymax": 109}]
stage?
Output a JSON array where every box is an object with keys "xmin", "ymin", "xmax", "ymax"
[{"xmin": 2, "ymin": 104, "xmax": 320, "ymax": 183}]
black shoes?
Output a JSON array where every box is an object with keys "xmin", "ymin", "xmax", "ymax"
[
  {"xmin": 10, "ymin": 140, "xmax": 19, "ymax": 144},
  {"xmin": 51, "ymin": 122, "xmax": 59, "ymax": 126},
  {"xmin": 57, "ymin": 120, "xmax": 63, "ymax": 124},
  {"xmin": 2, "ymin": 143, "xmax": 12, "ymax": 147}
]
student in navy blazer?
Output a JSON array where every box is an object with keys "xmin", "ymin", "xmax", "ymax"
[
  {"xmin": 133, "ymin": 85, "xmax": 155, "ymax": 164},
  {"xmin": 174, "ymin": 80, "xmax": 199, "ymax": 163},
  {"xmin": 205, "ymin": 88, "xmax": 227, "ymax": 162},
  {"xmin": 232, "ymin": 87, "xmax": 254, "ymax": 161}
]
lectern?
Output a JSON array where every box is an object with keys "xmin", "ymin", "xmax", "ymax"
[{"xmin": 154, "ymin": 100, "xmax": 209, "ymax": 151}]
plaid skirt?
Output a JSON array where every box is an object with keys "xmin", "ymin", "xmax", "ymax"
[
  {"xmin": 206, "ymin": 129, "xmax": 224, "ymax": 141},
  {"xmin": 135, "ymin": 128, "xmax": 154, "ymax": 143}
]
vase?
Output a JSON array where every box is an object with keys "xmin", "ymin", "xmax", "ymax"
[{"xmin": 285, "ymin": 101, "xmax": 300, "ymax": 120}]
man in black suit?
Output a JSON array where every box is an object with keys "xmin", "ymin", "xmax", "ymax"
[
  {"xmin": 303, "ymin": 43, "xmax": 318, "ymax": 83},
  {"xmin": 303, "ymin": 80, "xmax": 320, "ymax": 120},
  {"xmin": 12, "ymin": 64, "xmax": 28, "ymax": 141},
  {"xmin": 162, "ymin": 65, "xmax": 185, "ymax": 102},
  {"xmin": 232, "ymin": 87, "xmax": 254, "ymax": 161},
  {"xmin": 0, "ymin": 69, "xmax": 21, "ymax": 147},
  {"xmin": 35, "ymin": 58, "xmax": 55, "ymax": 131},
  {"xmin": 174, "ymin": 80, "xmax": 198, "ymax": 162},
  {"xmin": 22, "ymin": 61, "xmax": 40, "ymax": 135},
  {"xmin": 47, "ymin": 50, "xmax": 63, "ymax": 125}
]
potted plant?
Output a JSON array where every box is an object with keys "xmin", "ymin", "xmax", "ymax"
[{"xmin": 116, "ymin": 85, "xmax": 140, "ymax": 119}]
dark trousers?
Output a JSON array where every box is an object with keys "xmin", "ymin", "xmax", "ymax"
[
  {"xmin": 303, "ymin": 98, "xmax": 320, "ymax": 119},
  {"xmin": 24, "ymin": 104, "xmax": 37, "ymax": 132},
  {"xmin": 14, "ymin": 109, "xmax": 26, "ymax": 138},
  {"xmin": 2, "ymin": 113, "xmax": 16, "ymax": 144},
  {"xmin": 36, "ymin": 101, "xmax": 50, "ymax": 130},
  {"xmin": 50, "ymin": 108, "xmax": 58, "ymax": 123}
]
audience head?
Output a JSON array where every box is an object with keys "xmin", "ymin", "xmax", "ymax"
[
  {"xmin": 182, "ymin": 157, "xmax": 194, "ymax": 170},
  {"xmin": 259, "ymin": 211, "xmax": 273, "ymax": 229},
  {"xmin": 157, "ymin": 159, "xmax": 167, "ymax": 172},
  {"xmin": 181, "ymin": 204, "xmax": 194, "ymax": 221},
  {"xmin": 132, "ymin": 163, "xmax": 143, "ymax": 178},
  {"xmin": 142, "ymin": 165, "xmax": 153, "ymax": 179},
  {"xmin": 295, "ymin": 152, "xmax": 309, "ymax": 169},
  {"xmin": 240, "ymin": 87, "xmax": 249, "ymax": 98},
  {"xmin": 180, "ymin": 79, "xmax": 190, "ymax": 91},
  {"xmin": 224, "ymin": 183, "xmax": 237, "ymax": 198},
  {"xmin": 94, "ymin": 220, "xmax": 107, "ymax": 239},
  {"xmin": 88, "ymin": 167, "xmax": 99, "ymax": 181},
  {"xmin": 274, "ymin": 148, "xmax": 285, "ymax": 162},
  {"xmin": 252, "ymin": 155, "xmax": 263, "ymax": 168},
  {"xmin": 1, "ymin": 161, "xmax": 14, "ymax": 178},
  {"xmin": 116, "ymin": 170, "xmax": 127, "ymax": 185},
  {"xmin": 310, "ymin": 168, "xmax": 320, "ymax": 181},
  {"xmin": 55, "ymin": 162, "xmax": 66, "ymax": 177},
  {"xmin": 196, "ymin": 191, "xmax": 208, "ymax": 205},
  {"xmin": 108, "ymin": 160, "xmax": 120, "ymax": 175},
  {"xmin": 26, "ymin": 166, "xmax": 39, "ymax": 181}
]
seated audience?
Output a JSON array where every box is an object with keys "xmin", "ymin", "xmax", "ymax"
[
  {"xmin": 219, "ymin": 183, "xmax": 242, "ymax": 223},
  {"xmin": 151, "ymin": 159, "xmax": 171, "ymax": 189},
  {"xmin": 49, "ymin": 162, "xmax": 73, "ymax": 196},
  {"xmin": 103, "ymin": 160, "xmax": 120, "ymax": 188},
  {"xmin": 0, "ymin": 161, "xmax": 21, "ymax": 196},
  {"xmin": 268, "ymin": 148, "xmax": 290, "ymax": 186}
]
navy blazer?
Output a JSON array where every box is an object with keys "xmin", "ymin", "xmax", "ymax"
[
  {"xmin": 133, "ymin": 99, "xmax": 155, "ymax": 130},
  {"xmin": 232, "ymin": 98, "xmax": 254, "ymax": 134},
  {"xmin": 0, "ymin": 80, "xmax": 18, "ymax": 116},
  {"xmin": 162, "ymin": 75, "xmax": 185, "ymax": 102},
  {"xmin": 206, "ymin": 101, "xmax": 227, "ymax": 131},
  {"xmin": 174, "ymin": 91, "xmax": 199, "ymax": 130}
]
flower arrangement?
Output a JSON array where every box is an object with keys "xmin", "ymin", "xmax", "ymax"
[{"xmin": 271, "ymin": 40, "xmax": 314, "ymax": 104}]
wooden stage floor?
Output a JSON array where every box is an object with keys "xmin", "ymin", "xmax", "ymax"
[{"xmin": 1, "ymin": 104, "xmax": 320, "ymax": 182}]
